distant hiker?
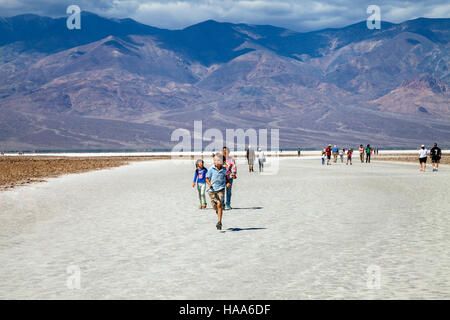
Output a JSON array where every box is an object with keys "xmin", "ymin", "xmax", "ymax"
[
  {"xmin": 430, "ymin": 143, "xmax": 442, "ymax": 172},
  {"xmin": 325, "ymin": 145, "xmax": 332, "ymax": 165},
  {"xmin": 365, "ymin": 144, "xmax": 372, "ymax": 163},
  {"xmin": 332, "ymin": 145, "xmax": 339, "ymax": 163},
  {"xmin": 321, "ymin": 149, "xmax": 326, "ymax": 165},
  {"xmin": 419, "ymin": 145, "xmax": 428, "ymax": 172},
  {"xmin": 359, "ymin": 145, "xmax": 365, "ymax": 163},
  {"xmin": 297, "ymin": 148, "xmax": 301, "ymax": 157},
  {"xmin": 246, "ymin": 145, "xmax": 256, "ymax": 172},
  {"xmin": 339, "ymin": 148, "xmax": 345, "ymax": 163},
  {"xmin": 206, "ymin": 154, "xmax": 231, "ymax": 230},
  {"xmin": 192, "ymin": 159, "xmax": 208, "ymax": 209},
  {"xmin": 346, "ymin": 148, "xmax": 353, "ymax": 165},
  {"xmin": 257, "ymin": 148, "xmax": 266, "ymax": 172},
  {"xmin": 222, "ymin": 147, "xmax": 237, "ymax": 210}
]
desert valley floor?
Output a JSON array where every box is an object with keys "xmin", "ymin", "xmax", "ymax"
[{"xmin": 0, "ymin": 158, "xmax": 449, "ymax": 299}]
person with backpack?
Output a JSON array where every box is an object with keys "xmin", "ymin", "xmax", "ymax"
[
  {"xmin": 430, "ymin": 143, "xmax": 442, "ymax": 172},
  {"xmin": 332, "ymin": 145, "xmax": 339, "ymax": 163}
]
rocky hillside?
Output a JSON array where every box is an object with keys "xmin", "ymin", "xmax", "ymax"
[{"xmin": 0, "ymin": 12, "xmax": 449, "ymax": 149}]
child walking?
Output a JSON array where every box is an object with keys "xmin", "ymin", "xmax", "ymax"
[
  {"xmin": 346, "ymin": 148, "xmax": 353, "ymax": 165},
  {"xmin": 192, "ymin": 159, "xmax": 208, "ymax": 209}
]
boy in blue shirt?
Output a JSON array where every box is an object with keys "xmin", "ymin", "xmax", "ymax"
[{"xmin": 206, "ymin": 153, "xmax": 231, "ymax": 230}]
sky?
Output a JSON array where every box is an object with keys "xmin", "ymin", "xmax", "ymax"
[{"xmin": 0, "ymin": 0, "xmax": 449, "ymax": 31}]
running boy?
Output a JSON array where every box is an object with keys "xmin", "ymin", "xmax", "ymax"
[
  {"xmin": 192, "ymin": 159, "xmax": 208, "ymax": 209},
  {"xmin": 206, "ymin": 154, "xmax": 231, "ymax": 230}
]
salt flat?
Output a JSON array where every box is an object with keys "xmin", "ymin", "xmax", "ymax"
[{"xmin": 0, "ymin": 158, "xmax": 449, "ymax": 299}]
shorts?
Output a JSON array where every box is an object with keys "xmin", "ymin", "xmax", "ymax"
[
  {"xmin": 208, "ymin": 189, "xmax": 225, "ymax": 208},
  {"xmin": 327, "ymin": 155, "xmax": 331, "ymax": 159},
  {"xmin": 432, "ymin": 157, "xmax": 440, "ymax": 163},
  {"xmin": 419, "ymin": 157, "xmax": 427, "ymax": 163}
]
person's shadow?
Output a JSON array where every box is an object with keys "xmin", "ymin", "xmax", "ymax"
[
  {"xmin": 224, "ymin": 227, "xmax": 266, "ymax": 232},
  {"xmin": 230, "ymin": 207, "xmax": 263, "ymax": 210}
]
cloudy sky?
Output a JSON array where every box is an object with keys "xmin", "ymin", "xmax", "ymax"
[{"xmin": 1, "ymin": 0, "xmax": 449, "ymax": 31}]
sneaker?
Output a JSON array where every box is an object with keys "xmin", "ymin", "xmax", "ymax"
[
  {"xmin": 216, "ymin": 221, "xmax": 222, "ymax": 230},
  {"xmin": 226, "ymin": 205, "xmax": 232, "ymax": 210},
  {"xmin": 199, "ymin": 205, "xmax": 203, "ymax": 209}
]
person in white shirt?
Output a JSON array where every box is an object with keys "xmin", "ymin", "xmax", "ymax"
[
  {"xmin": 257, "ymin": 148, "xmax": 265, "ymax": 172},
  {"xmin": 418, "ymin": 145, "xmax": 428, "ymax": 172}
]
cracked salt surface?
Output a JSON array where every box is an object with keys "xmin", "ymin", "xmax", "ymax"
[{"xmin": 0, "ymin": 158, "xmax": 449, "ymax": 299}]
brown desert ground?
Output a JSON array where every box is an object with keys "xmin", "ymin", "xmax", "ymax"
[
  {"xmin": 0, "ymin": 156, "xmax": 170, "ymax": 190},
  {"xmin": 373, "ymin": 153, "xmax": 450, "ymax": 165}
]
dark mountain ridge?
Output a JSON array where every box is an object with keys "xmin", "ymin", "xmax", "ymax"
[{"xmin": 0, "ymin": 13, "xmax": 449, "ymax": 149}]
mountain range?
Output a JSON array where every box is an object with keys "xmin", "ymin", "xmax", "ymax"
[{"xmin": 0, "ymin": 12, "xmax": 449, "ymax": 150}]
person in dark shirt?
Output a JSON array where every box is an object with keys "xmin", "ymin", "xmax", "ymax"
[
  {"xmin": 325, "ymin": 145, "xmax": 332, "ymax": 165},
  {"xmin": 365, "ymin": 144, "xmax": 372, "ymax": 163},
  {"xmin": 430, "ymin": 143, "xmax": 442, "ymax": 172}
]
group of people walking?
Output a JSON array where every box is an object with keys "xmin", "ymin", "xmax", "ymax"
[
  {"xmin": 358, "ymin": 144, "xmax": 378, "ymax": 163},
  {"xmin": 192, "ymin": 147, "xmax": 237, "ymax": 230},
  {"xmin": 322, "ymin": 144, "xmax": 377, "ymax": 165},
  {"xmin": 192, "ymin": 142, "xmax": 443, "ymax": 230},
  {"xmin": 191, "ymin": 146, "xmax": 269, "ymax": 230},
  {"xmin": 245, "ymin": 146, "xmax": 266, "ymax": 173},
  {"xmin": 418, "ymin": 143, "xmax": 442, "ymax": 172}
]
